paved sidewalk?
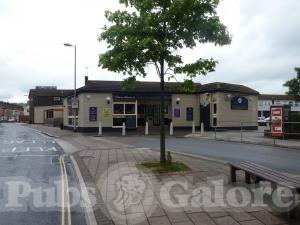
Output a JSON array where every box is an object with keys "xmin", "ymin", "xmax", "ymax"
[
  {"xmin": 186, "ymin": 128, "xmax": 300, "ymax": 150},
  {"xmin": 71, "ymin": 136, "xmax": 298, "ymax": 225}
]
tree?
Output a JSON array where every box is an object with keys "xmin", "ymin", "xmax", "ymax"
[
  {"xmin": 98, "ymin": 0, "xmax": 231, "ymax": 164},
  {"xmin": 284, "ymin": 68, "xmax": 300, "ymax": 100}
]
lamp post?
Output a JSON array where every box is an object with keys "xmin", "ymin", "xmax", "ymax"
[{"xmin": 64, "ymin": 43, "xmax": 77, "ymax": 132}]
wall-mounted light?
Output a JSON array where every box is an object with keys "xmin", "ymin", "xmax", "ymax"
[
  {"xmin": 176, "ymin": 97, "xmax": 181, "ymax": 105},
  {"xmin": 86, "ymin": 95, "xmax": 91, "ymax": 100},
  {"xmin": 204, "ymin": 93, "xmax": 210, "ymax": 101},
  {"xmin": 106, "ymin": 97, "xmax": 111, "ymax": 104}
]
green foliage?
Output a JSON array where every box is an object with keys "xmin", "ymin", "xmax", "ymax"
[
  {"xmin": 98, "ymin": 0, "xmax": 231, "ymax": 164},
  {"xmin": 121, "ymin": 77, "xmax": 138, "ymax": 90},
  {"xmin": 98, "ymin": 0, "xmax": 232, "ymax": 89},
  {"xmin": 284, "ymin": 68, "xmax": 300, "ymax": 100},
  {"xmin": 138, "ymin": 161, "xmax": 191, "ymax": 173},
  {"xmin": 166, "ymin": 151, "xmax": 172, "ymax": 164}
]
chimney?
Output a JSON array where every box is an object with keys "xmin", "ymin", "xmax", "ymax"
[{"xmin": 85, "ymin": 76, "xmax": 89, "ymax": 85}]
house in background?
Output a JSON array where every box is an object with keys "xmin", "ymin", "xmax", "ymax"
[
  {"xmin": 258, "ymin": 94, "xmax": 300, "ymax": 118},
  {"xmin": 0, "ymin": 102, "xmax": 24, "ymax": 121},
  {"xmin": 29, "ymin": 86, "xmax": 72, "ymax": 126},
  {"xmin": 62, "ymin": 77, "xmax": 259, "ymax": 132}
]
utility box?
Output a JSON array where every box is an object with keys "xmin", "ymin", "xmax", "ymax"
[{"xmin": 270, "ymin": 105, "xmax": 291, "ymax": 138}]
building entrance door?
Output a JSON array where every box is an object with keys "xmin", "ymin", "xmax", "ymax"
[
  {"xmin": 200, "ymin": 104, "xmax": 211, "ymax": 130},
  {"xmin": 143, "ymin": 104, "xmax": 160, "ymax": 126},
  {"xmin": 152, "ymin": 105, "xmax": 161, "ymax": 126}
]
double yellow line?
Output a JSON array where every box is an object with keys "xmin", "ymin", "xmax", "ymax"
[{"xmin": 59, "ymin": 155, "xmax": 72, "ymax": 225}]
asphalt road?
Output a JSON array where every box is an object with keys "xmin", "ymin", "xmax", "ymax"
[
  {"xmin": 0, "ymin": 123, "xmax": 86, "ymax": 225},
  {"xmin": 107, "ymin": 135, "xmax": 300, "ymax": 175}
]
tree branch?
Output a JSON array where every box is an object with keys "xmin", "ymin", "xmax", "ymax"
[{"xmin": 154, "ymin": 62, "xmax": 161, "ymax": 78}]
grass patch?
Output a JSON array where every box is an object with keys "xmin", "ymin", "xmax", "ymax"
[{"xmin": 137, "ymin": 161, "xmax": 191, "ymax": 173}]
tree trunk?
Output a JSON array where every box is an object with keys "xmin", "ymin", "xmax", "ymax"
[{"xmin": 160, "ymin": 62, "xmax": 166, "ymax": 164}]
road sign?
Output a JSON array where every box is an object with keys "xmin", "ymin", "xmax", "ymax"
[{"xmin": 71, "ymin": 97, "xmax": 79, "ymax": 109}]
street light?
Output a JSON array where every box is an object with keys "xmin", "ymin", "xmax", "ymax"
[{"xmin": 64, "ymin": 43, "xmax": 77, "ymax": 132}]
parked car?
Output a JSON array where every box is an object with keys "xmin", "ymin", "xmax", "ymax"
[
  {"xmin": 258, "ymin": 117, "xmax": 270, "ymax": 126},
  {"xmin": 258, "ymin": 117, "xmax": 265, "ymax": 123}
]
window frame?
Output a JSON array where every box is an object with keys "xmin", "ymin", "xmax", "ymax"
[
  {"xmin": 46, "ymin": 110, "xmax": 54, "ymax": 119},
  {"xmin": 112, "ymin": 101, "xmax": 137, "ymax": 128},
  {"xmin": 213, "ymin": 103, "xmax": 217, "ymax": 115},
  {"xmin": 113, "ymin": 102, "xmax": 136, "ymax": 116}
]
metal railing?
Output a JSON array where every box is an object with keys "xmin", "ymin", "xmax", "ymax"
[{"xmin": 211, "ymin": 121, "xmax": 300, "ymax": 148}]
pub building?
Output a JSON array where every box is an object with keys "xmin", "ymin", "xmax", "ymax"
[{"xmin": 63, "ymin": 76, "xmax": 259, "ymax": 132}]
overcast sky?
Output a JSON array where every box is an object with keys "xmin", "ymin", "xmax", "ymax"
[{"xmin": 0, "ymin": 0, "xmax": 299, "ymax": 103}]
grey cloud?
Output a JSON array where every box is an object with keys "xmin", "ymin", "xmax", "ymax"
[
  {"xmin": 197, "ymin": 0, "xmax": 300, "ymax": 94},
  {"xmin": 1, "ymin": 0, "xmax": 300, "ymax": 102}
]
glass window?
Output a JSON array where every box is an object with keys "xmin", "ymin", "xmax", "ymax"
[
  {"xmin": 113, "ymin": 118, "xmax": 125, "ymax": 126},
  {"xmin": 46, "ymin": 111, "xmax": 53, "ymax": 119},
  {"xmin": 213, "ymin": 117, "xmax": 217, "ymax": 126},
  {"xmin": 114, "ymin": 104, "xmax": 124, "ymax": 114},
  {"xmin": 54, "ymin": 97, "xmax": 61, "ymax": 102},
  {"xmin": 125, "ymin": 104, "xmax": 135, "ymax": 114},
  {"xmin": 164, "ymin": 105, "xmax": 169, "ymax": 114},
  {"xmin": 186, "ymin": 107, "xmax": 193, "ymax": 121},
  {"xmin": 213, "ymin": 103, "xmax": 217, "ymax": 114},
  {"xmin": 295, "ymin": 102, "xmax": 300, "ymax": 107},
  {"xmin": 68, "ymin": 106, "xmax": 73, "ymax": 116},
  {"xmin": 138, "ymin": 104, "xmax": 146, "ymax": 115}
]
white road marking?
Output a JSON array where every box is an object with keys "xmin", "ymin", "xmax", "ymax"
[
  {"xmin": 0, "ymin": 146, "xmax": 59, "ymax": 153},
  {"xmin": 0, "ymin": 154, "xmax": 60, "ymax": 157},
  {"xmin": 47, "ymin": 147, "xmax": 58, "ymax": 152},
  {"xmin": 0, "ymin": 139, "xmax": 56, "ymax": 144}
]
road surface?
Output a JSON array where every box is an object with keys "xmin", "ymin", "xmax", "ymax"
[
  {"xmin": 0, "ymin": 123, "xmax": 86, "ymax": 225},
  {"xmin": 106, "ymin": 135, "xmax": 300, "ymax": 175}
]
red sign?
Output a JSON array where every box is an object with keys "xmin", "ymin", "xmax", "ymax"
[{"xmin": 271, "ymin": 107, "xmax": 283, "ymax": 137}]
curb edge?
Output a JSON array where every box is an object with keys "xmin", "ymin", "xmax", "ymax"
[{"xmin": 70, "ymin": 155, "xmax": 97, "ymax": 225}]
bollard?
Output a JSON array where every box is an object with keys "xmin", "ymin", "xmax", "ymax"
[
  {"xmin": 145, "ymin": 121, "xmax": 149, "ymax": 135},
  {"xmin": 98, "ymin": 122, "xmax": 102, "ymax": 137},
  {"xmin": 170, "ymin": 122, "xmax": 174, "ymax": 136},
  {"xmin": 200, "ymin": 122, "xmax": 204, "ymax": 137},
  {"xmin": 192, "ymin": 121, "xmax": 196, "ymax": 135},
  {"xmin": 122, "ymin": 122, "xmax": 126, "ymax": 136}
]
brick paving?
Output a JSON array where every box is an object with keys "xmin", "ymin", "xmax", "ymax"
[{"xmin": 71, "ymin": 136, "xmax": 298, "ymax": 225}]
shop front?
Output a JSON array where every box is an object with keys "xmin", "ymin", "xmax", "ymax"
[
  {"xmin": 111, "ymin": 94, "xmax": 172, "ymax": 130},
  {"xmin": 62, "ymin": 79, "xmax": 259, "ymax": 132}
]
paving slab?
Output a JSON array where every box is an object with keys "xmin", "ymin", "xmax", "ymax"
[{"xmin": 66, "ymin": 134, "xmax": 296, "ymax": 225}]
